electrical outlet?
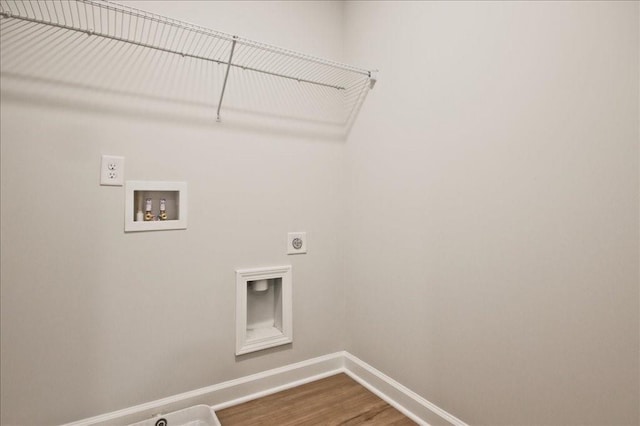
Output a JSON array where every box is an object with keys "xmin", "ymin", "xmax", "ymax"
[
  {"xmin": 100, "ymin": 155, "xmax": 124, "ymax": 186},
  {"xmin": 287, "ymin": 232, "xmax": 307, "ymax": 255}
]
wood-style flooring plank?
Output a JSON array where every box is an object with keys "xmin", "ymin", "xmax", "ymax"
[{"xmin": 216, "ymin": 373, "xmax": 416, "ymax": 425}]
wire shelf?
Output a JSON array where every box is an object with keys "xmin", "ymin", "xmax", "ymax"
[{"xmin": 0, "ymin": 0, "xmax": 376, "ymax": 131}]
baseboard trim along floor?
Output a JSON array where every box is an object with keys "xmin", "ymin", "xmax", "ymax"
[{"xmin": 63, "ymin": 351, "xmax": 467, "ymax": 426}]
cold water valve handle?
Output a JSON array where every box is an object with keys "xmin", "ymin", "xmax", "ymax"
[{"xmin": 158, "ymin": 198, "xmax": 168, "ymax": 221}]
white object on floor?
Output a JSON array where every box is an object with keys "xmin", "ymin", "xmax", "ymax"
[{"xmin": 127, "ymin": 405, "xmax": 220, "ymax": 426}]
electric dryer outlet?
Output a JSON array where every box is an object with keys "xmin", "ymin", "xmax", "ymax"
[{"xmin": 287, "ymin": 232, "xmax": 307, "ymax": 254}]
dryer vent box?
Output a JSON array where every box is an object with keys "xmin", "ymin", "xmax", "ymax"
[{"xmin": 235, "ymin": 265, "xmax": 292, "ymax": 355}]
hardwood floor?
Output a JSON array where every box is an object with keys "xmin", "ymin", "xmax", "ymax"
[{"xmin": 216, "ymin": 373, "xmax": 416, "ymax": 425}]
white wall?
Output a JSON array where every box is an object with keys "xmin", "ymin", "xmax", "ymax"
[
  {"xmin": 0, "ymin": 2, "xmax": 347, "ymax": 424},
  {"xmin": 1, "ymin": 2, "xmax": 639, "ymax": 426},
  {"xmin": 344, "ymin": 1, "xmax": 639, "ymax": 425}
]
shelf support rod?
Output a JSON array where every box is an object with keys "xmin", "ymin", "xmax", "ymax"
[{"xmin": 217, "ymin": 36, "xmax": 238, "ymax": 122}]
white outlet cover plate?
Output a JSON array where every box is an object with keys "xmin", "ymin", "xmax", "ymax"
[
  {"xmin": 287, "ymin": 232, "xmax": 307, "ymax": 255},
  {"xmin": 100, "ymin": 155, "xmax": 124, "ymax": 186}
]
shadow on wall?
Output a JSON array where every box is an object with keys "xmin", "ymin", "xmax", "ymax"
[
  {"xmin": 0, "ymin": 75, "xmax": 349, "ymax": 142},
  {"xmin": 0, "ymin": 1, "xmax": 373, "ymax": 141}
]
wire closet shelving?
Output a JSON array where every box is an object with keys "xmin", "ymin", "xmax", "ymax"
[{"xmin": 0, "ymin": 0, "xmax": 376, "ymax": 130}]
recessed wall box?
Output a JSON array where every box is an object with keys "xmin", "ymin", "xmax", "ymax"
[
  {"xmin": 236, "ymin": 265, "xmax": 293, "ymax": 356},
  {"xmin": 125, "ymin": 181, "xmax": 187, "ymax": 232}
]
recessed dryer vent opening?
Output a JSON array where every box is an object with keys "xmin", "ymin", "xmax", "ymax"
[
  {"xmin": 247, "ymin": 278, "xmax": 283, "ymax": 341},
  {"xmin": 236, "ymin": 266, "xmax": 292, "ymax": 356}
]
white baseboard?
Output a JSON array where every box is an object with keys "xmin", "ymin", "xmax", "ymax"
[
  {"xmin": 63, "ymin": 352, "xmax": 344, "ymax": 426},
  {"xmin": 63, "ymin": 351, "xmax": 466, "ymax": 426},
  {"xmin": 342, "ymin": 352, "xmax": 468, "ymax": 426}
]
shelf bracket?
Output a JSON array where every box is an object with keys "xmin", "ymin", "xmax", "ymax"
[
  {"xmin": 216, "ymin": 36, "xmax": 238, "ymax": 123},
  {"xmin": 368, "ymin": 70, "xmax": 378, "ymax": 89}
]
